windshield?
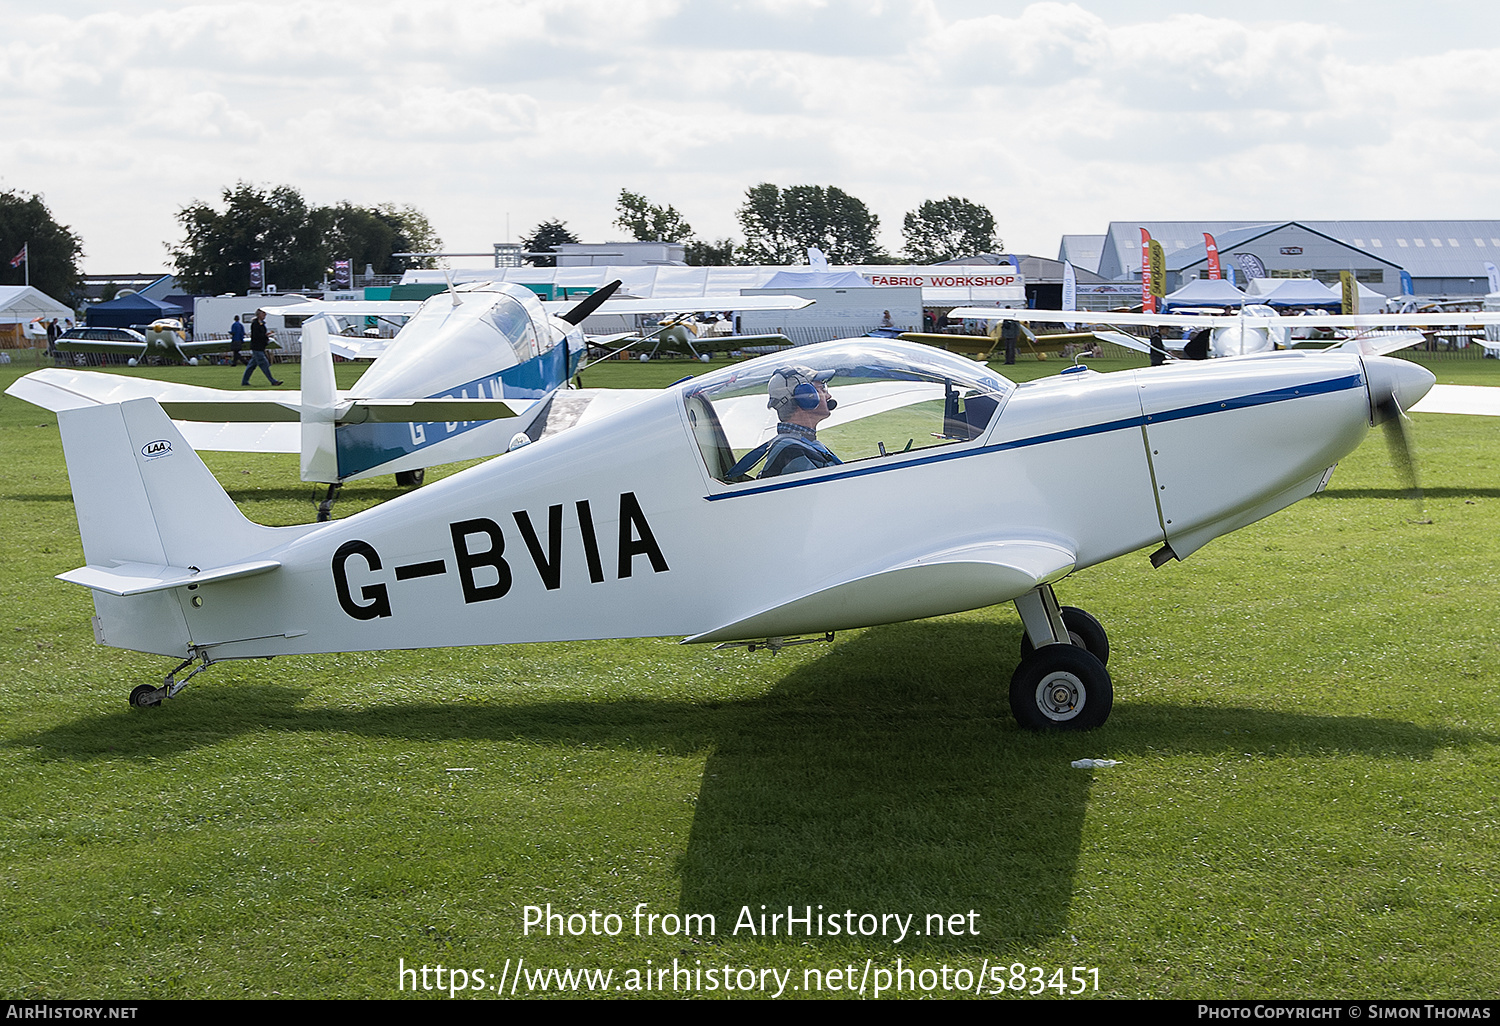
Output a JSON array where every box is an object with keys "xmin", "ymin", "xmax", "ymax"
[{"xmin": 683, "ymin": 340, "xmax": 1013, "ymax": 484}]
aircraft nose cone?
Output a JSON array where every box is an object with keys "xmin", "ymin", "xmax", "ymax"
[{"xmin": 1365, "ymin": 356, "xmax": 1435, "ymax": 422}]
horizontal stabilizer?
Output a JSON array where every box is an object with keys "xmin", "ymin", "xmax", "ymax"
[
  {"xmin": 7, "ymin": 369, "xmax": 304, "ymax": 419},
  {"xmin": 685, "ymin": 539, "xmax": 1075, "ymax": 644},
  {"xmin": 59, "ymin": 559, "xmax": 281, "ymax": 597},
  {"xmin": 336, "ymin": 397, "xmax": 529, "ymax": 424}
]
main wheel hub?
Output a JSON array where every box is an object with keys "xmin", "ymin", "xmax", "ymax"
[{"xmin": 1039, "ymin": 672, "xmax": 1084, "ymax": 719}]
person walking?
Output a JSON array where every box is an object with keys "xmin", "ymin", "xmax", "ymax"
[{"xmin": 241, "ymin": 310, "xmax": 282, "ymax": 386}]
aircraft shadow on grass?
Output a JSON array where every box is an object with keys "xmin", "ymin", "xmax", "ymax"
[
  {"xmin": 1317, "ymin": 486, "xmax": 1500, "ymax": 501},
  {"xmin": 12, "ymin": 621, "xmax": 1487, "ymax": 952}
]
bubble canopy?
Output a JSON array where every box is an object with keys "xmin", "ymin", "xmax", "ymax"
[{"xmin": 681, "ymin": 340, "xmax": 1015, "ymax": 484}]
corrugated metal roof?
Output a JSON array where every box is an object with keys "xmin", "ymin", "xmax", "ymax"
[
  {"xmin": 1098, "ymin": 220, "xmax": 1500, "ymax": 280},
  {"xmin": 1058, "ymin": 235, "xmax": 1105, "ymax": 274}
]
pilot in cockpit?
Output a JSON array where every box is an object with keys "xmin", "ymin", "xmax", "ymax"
[{"xmin": 758, "ymin": 365, "xmax": 844, "ymax": 477}]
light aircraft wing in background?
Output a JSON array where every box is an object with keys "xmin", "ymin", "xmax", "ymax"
[
  {"xmin": 946, "ymin": 307, "xmax": 1500, "ymax": 360},
  {"xmin": 1410, "ymin": 384, "xmax": 1500, "ymax": 417}
]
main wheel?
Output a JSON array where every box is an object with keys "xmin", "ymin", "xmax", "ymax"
[
  {"xmin": 1009, "ymin": 645, "xmax": 1113, "ymax": 731},
  {"xmin": 129, "ymin": 684, "xmax": 163, "ymax": 708},
  {"xmin": 1019, "ymin": 606, "xmax": 1109, "ymax": 665},
  {"xmin": 394, "ymin": 469, "xmax": 425, "ymax": 488}
]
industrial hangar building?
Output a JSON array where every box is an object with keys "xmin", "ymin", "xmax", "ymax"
[{"xmin": 1061, "ymin": 221, "xmax": 1500, "ymax": 300}]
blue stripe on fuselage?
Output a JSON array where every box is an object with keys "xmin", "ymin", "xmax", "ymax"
[
  {"xmin": 335, "ymin": 343, "xmax": 570, "ymax": 478},
  {"xmin": 706, "ymin": 372, "xmax": 1364, "ymax": 501}
]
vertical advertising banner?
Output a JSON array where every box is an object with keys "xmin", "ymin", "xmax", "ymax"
[
  {"xmin": 1062, "ymin": 260, "xmax": 1076, "ymax": 330},
  {"xmin": 1484, "ymin": 261, "xmax": 1500, "ymax": 295},
  {"xmin": 1139, "ymin": 228, "xmax": 1154, "ymax": 313},
  {"xmin": 335, "ymin": 260, "xmax": 352, "ymax": 289},
  {"xmin": 1148, "ymin": 240, "xmax": 1166, "ymax": 305},
  {"xmin": 249, "ymin": 260, "xmax": 264, "ymax": 291},
  {"xmin": 1203, "ymin": 233, "xmax": 1222, "ymax": 280},
  {"xmin": 1340, "ymin": 271, "xmax": 1358, "ymax": 315}
]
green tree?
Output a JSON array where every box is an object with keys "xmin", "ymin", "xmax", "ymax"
[
  {"xmin": 737, "ymin": 183, "xmax": 884, "ymax": 265},
  {"xmin": 615, "ymin": 190, "xmax": 694, "ymax": 243},
  {"xmin": 0, "ymin": 190, "xmax": 84, "ymax": 304},
  {"xmin": 323, "ymin": 203, "xmax": 444, "ymax": 277},
  {"xmin": 685, "ymin": 238, "xmax": 736, "ymax": 266},
  {"xmin": 170, "ymin": 185, "xmax": 444, "ymax": 293},
  {"xmin": 520, "ymin": 220, "xmax": 580, "ymax": 267},
  {"xmin": 170, "ymin": 182, "xmax": 327, "ymax": 293},
  {"xmin": 901, "ymin": 197, "xmax": 999, "ymax": 264}
]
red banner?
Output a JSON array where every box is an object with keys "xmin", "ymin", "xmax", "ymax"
[
  {"xmin": 1140, "ymin": 228, "xmax": 1154, "ymax": 313},
  {"xmin": 1203, "ymin": 232, "xmax": 1221, "ymax": 280}
]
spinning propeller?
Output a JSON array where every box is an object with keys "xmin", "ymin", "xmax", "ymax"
[{"xmin": 1365, "ymin": 357, "xmax": 1435, "ymax": 520}]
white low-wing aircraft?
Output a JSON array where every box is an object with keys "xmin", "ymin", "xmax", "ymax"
[
  {"xmin": 48, "ymin": 337, "xmax": 1433, "ymax": 731},
  {"xmin": 53, "ymin": 318, "xmax": 230, "ymax": 366},
  {"xmin": 945, "ymin": 306, "xmax": 1500, "ymax": 360},
  {"xmin": 9, "ymin": 282, "xmax": 814, "ymax": 496}
]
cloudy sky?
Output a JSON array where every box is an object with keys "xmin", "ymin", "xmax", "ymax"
[{"xmin": 4, "ymin": 0, "xmax": 1498, "ymax": 273}]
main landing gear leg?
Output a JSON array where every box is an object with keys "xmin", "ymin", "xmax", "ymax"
[
  {"xmin": 316, "ymin": 483, "xmax": 342, "ymax": 523},
  {"xmin": 129, "ymin": 650, "xmax": 215, "ymax": 708},
  {"xmin": 1010, "ymin": 585, "xmax": 1113, "ymax": 731}
]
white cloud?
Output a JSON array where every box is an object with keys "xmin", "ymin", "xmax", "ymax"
[{"xmin": 4, "ymin": 0, "xmax": 1500, "ymax": 269}]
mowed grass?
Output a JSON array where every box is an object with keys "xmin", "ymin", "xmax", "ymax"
[{"xmin": 0, "ymin": 349, "xmax": 1497, "ymax": 999}]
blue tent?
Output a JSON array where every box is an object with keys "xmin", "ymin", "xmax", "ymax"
[
  {"xmin": 1161, "ymin": 278, "xmax": 1248, "ymax": 311},
  {"xmin": 1255, "ymin": 279, "xmax": 1341, "ymax": 310},
  {"xmin": 86, "ymin": 292, "xmax": 187, "ymax": 328}
]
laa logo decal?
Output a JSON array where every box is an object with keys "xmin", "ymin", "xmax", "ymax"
[{"xmin": 141, "ymin": 439, "xmax": 173, "ymax": 460}]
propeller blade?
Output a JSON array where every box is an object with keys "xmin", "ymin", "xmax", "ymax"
[
  {"xmin": 558, "ymin": 280, "xmax": 623, "ymax": 325},
  {"xmin": 1374, "ymin": 393, "xmax": 1429, "ymax": 521}
]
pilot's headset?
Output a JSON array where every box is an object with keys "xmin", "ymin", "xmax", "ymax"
[{"xmin": 768, "ymin": 366, "xmax": 838, "ymax": 412}]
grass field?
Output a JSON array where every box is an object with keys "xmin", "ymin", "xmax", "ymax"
[{"xmin": 1, "ymin": 349, "xmax": 1497, "ymax": 1000}]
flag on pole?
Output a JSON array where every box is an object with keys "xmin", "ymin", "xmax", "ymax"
[{"xmin": 9, "ymin": 244, "xmax": 26, "ymax": 268}]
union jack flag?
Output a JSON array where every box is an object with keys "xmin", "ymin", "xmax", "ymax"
[{"xmin": 9, "ymin": 244, "xmax": 25, "ymax": 268}]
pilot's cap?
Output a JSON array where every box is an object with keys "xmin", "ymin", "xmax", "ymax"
[{"xmin": 767, "ymin": 365, "xmax": 833, "ymax": 410}]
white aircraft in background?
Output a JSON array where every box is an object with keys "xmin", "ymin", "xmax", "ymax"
[
  {"xmin": 52, "ymin": 318, "xmax": 230, "ymax": 366},
  {"xmin": 942, "ymin": 306, "xmax": 1500, "ymax": 360},
  {"xmin": 43, "ymin": 336, "xmax": 1432, "ymax": 732},
  {"xmin": 8, "ymin": 282, "xmax": 814, "ymax": 506}
]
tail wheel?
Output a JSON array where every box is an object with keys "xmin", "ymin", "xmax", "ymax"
[
  {"xmin": 1009, "ymin": 645, "xmax": 1113, "ymax": 731},
  {"xmin": 1019, "ymin": 606, "xmax": 1109, "ymax": 666}
]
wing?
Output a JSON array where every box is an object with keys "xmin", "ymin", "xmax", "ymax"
[
  {"xmin": 328, "ymin": 336, "xmax": 391, "ymax": 361},
  {"xmin": 1410, "ymin": 384, "xmax": 1500, "ymax": 416},
  {"xmin": 947, "ymin": 306, "xmax": 1500, "ymax": 330},
  {"xmin": 684, "ymin": 538, "xmax": 1077, "ymax": 643},
  {"xmin": 266, "ymin": 300, "xmax": 425, "ymax": 318},
  {"xmin": 541, "ymin": 295, "xmax": 815, "ymax": 317},
  {"xmin": 50, "ymin": 338, "xmax": 146, "ymax": 356}
]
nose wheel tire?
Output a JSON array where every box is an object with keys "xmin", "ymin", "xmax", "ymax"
[
  {"xmin": 1019, "ymin": 605, "xmax": 1109, "ymax": 666},
  {"xmin": 1010, "ymin": 645, "xmax": 1113, "ymax": 731},
  {"xmin": 394, "ymin": 469, "xmax": 425, "ymax": 488}
]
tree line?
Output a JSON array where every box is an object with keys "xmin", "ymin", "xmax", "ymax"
[
  {"xmin": 501, "ymin": 187, "xmax": 998, "ymax": 269},
  {"xmin": 2, "ymin": 181, "xmax": 1002, "ymax": 304}
]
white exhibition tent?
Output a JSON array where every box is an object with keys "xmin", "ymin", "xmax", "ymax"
[
  {"xmin": 1161, "ymin": 278, "xmax": 1249, "ymax": 311},
  {"xmin": 0, "ymin": 285, "xmax": 73, "ymax": 326}
]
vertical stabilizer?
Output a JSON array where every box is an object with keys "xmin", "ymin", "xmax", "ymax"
[
  {"xmin": 300, "ymin": 317, "xmax": 340, "ymax": 483},
  {"xmin": 58, "ymin": 399, "xmax": 286, "ymax": 570}
]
